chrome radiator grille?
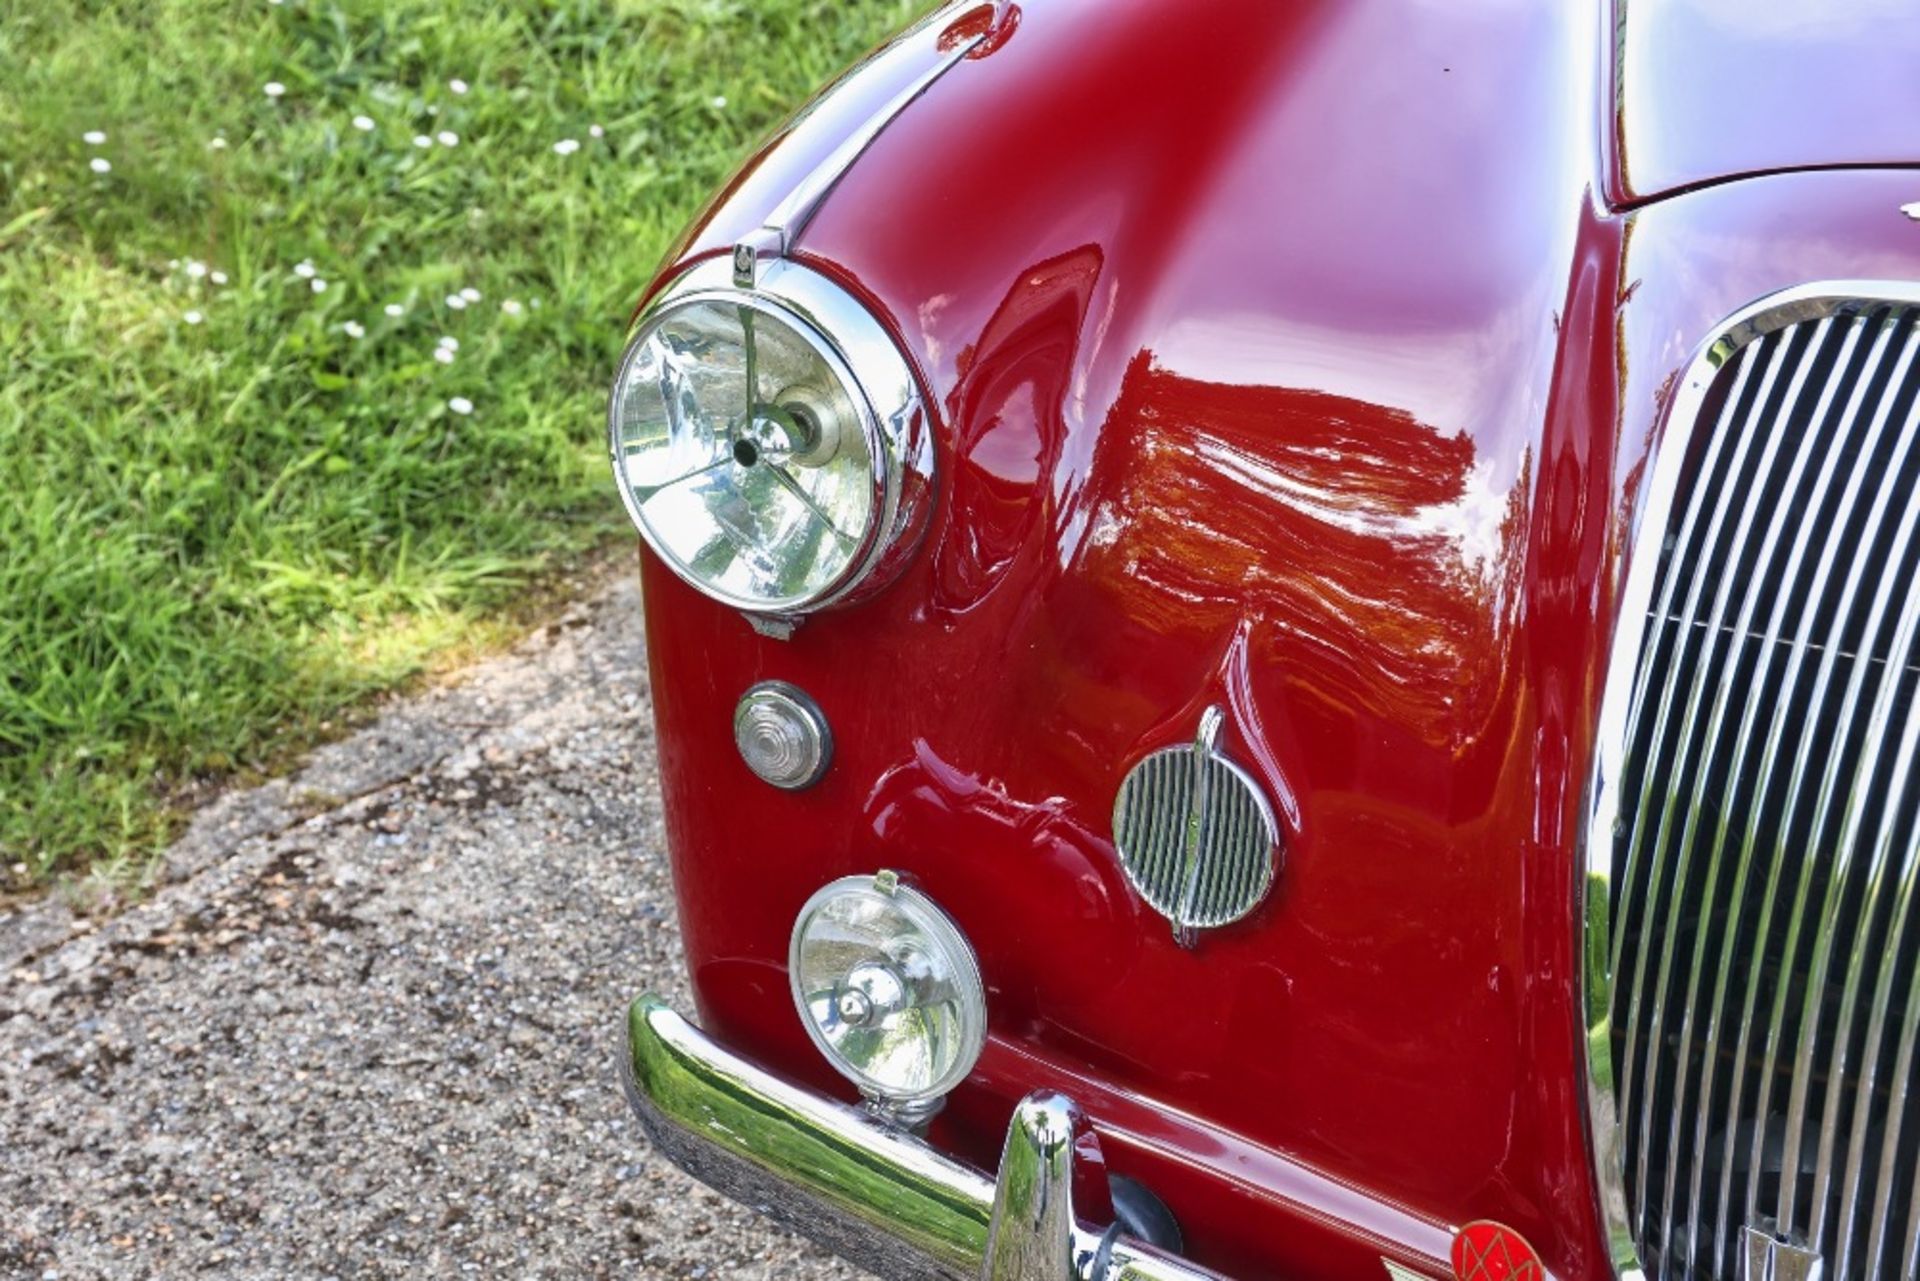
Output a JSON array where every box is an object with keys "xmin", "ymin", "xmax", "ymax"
[{"xmin": 1590, "ymin": 290, "xmax": 1920, "ymax": 1281}]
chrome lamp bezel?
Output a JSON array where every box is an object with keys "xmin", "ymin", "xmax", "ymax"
[
  {"xmin": 788, "ymin": 871, "xmax": 987, "ymax": 1114},
  {"xmin": 607, "ymin": 255, "xmax": 934, "ymax": 619}
]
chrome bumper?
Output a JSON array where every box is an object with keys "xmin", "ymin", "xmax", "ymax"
[{"xmin": 622, "ymin": 995, "xmax": 1235, "ymax": 1281}]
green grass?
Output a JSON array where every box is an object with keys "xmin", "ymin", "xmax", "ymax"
[{"xmin": 0, "ymin": 0, "xmax": 922, "ymax": 886}]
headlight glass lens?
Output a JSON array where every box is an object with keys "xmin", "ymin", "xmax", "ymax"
[
  {"xmin": 790, "ymin": 873, "xmax": 986, "ymax": 1103},
  {"xmin": 611, "ymin": 298, "xmax": 875, "ymax": 611}
]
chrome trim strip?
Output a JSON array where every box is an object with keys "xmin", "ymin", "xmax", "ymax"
[
  {"xmin": 742, "ymin": 0, "xmax": 997, "ymax": 265},
  {"xmin": 1380, "ymin": 1264, "xmax": 1444, "ymax": 1281},
  {"xmin": 761, "ymin": 36, "xmax": 980, "ymax": 254},
  {"xmin": 1581, "ymin": 281, "xmax": 1920, "ymax": 1280},
  {"xmin": 1625, "ymin": 319, "xmax": 1797, "ymax": 1256},
  {"xmin": 1601, "ymin": 318, "xmax": 1763, "ymax": 1274},
  {"xmin": 623, "ymin": 996, "xmax": 1235, "ymax": 1281}
]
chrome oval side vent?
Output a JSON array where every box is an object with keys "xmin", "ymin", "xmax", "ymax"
[{"xmin": 1111, "ymin": 707, "xmax": 1280, "ymax": 947}]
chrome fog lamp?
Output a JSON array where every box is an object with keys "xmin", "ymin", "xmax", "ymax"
[
  {"xmin": 608, "ymin": 256, "xmax": 932, "ymax": 619},
  {"xmin": 789, "ymin": 871, "xmax": 985, "ymax": 1122}
]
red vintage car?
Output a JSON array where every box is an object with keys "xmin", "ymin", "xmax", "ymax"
[{"xmin": 606, "ymin": 2, "xmax": 1920, "ymax": 1278}]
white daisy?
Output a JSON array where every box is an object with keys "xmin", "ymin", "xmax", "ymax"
[
  {"xmin": 343, "ymin": 320, "xmax": 366, "ymax": 339},
  {"xmin": 499, "ymin": 299, "xmax": 523, "ymax": 316},
  {"xmin": 264, "ymin": 82, "xmax": 286, "ymax": 99},
  {"xmin": 294, "ymin": 260, "xmax": 316, "ymax": 279},
  {"xmin": 444, "ymin": 294, "xmax": 467, "ymax": 310},
  {"xmin": 211, "ymin": 271, "xmax": 229, "ymax": 286},
  {"xmin": 437, "ymin": 336, "xmax": 459, "ymax": 351},
  {"xmin": 351, "ymin": 115, "xmax": 375, "ymax": 132},
  {"xmin": 588, "ymin": 124, "xmax": 604, "ymax": 139},
  {"xmin": 710, "ymin": 95, "xmax": 727, "ymax": 110},
  {"xmin": 185, "ymin": 260, "xmax": 208, "ymax": 279},
  {"xmin": 209, "ymin": 136, "xmax": 228, "ymax": 150},
  {"xmin": 384, "ymin": 303, "xmax": 405, "ymax": 317},
  {"xmin": 459, "ymin": 287, "xmax": 480, "ymax": 302},
  {"xmin": 448, "ymin": 396, "xmax": 474, "ymax": 415},
  {"xmin": 433, "ymin": 346, "xmax": 456, "ymax": 365},
  {"xmin": 89, "ymin": 157, "xmax": 112, "ymax": 174},
  {"xmin": 551, "ymin": 138, "xmax": 580, "ymax": 156},
  {"xmin": 449, "ymin": 78, "xmax": 469, "ymax": 95},
  {"xmin": 413, "ymin": 134, "xmax": 433, "ymax": 149},
  {"xmin": 184, "ymin": 310, "xmax": 205, "ymax": 325},
  {"xmin": 310, "ymin": 278, "xmax": 328, "ymax": 293},
  {"xmin": 436, "ymin": 130, "xmax": 458, "ymax": 147},
  {"xmin": 83, "ymin": 130, "xmax": 107, "ymax": 145}
]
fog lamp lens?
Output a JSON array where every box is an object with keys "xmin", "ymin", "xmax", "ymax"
[
  {"xmin": 734, "ymin": 681, "xmax": 831, "ymax": 789},
  {"xmin": 789, "ymin": 871, "xmax": 985, "ymax": 1104}
]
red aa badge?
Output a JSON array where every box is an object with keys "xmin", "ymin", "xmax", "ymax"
[{"xmin": 1450, "ymin": 1221, "xmax": 1543, "ymax": 1281}]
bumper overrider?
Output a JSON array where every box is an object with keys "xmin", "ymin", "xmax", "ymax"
[{"xmin": 622, "ymin": 996, "xmax": 1233, "ymax": 1281}]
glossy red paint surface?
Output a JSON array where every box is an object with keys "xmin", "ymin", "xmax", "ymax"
[
  {"xmin": 1610, "ymin": 0, "xmax": 1920, "ymax": 204},
  {"xmin": 628, "ymin": 2, "xmax": 1920, "ymax": 1277}
]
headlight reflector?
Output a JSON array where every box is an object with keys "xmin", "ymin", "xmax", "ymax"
[
  {"xmin": 789, "ymin": 871, "xmax": 985, "ymax": 1107},
  {"xmin": 609, "ymin": 258, "xmax": 930, "ymax": 615}
]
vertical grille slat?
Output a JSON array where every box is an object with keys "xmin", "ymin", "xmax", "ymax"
[
  {"xmin": 1611, "ymin": 339, "xmax": 1772, "ymax": 1230},
  {"xmin": 1649, "ymin": 316, "xmax": 1855, "ymax": 1271},
  {"xmin": 1623, "ymin": 324, "xmax": 1803, "ymax": 1253},
  {"xmin": 1592, "ymin": 290, "xmax": 1920, "ymax": 1281},
  {"xmin": 1665, "ymin": 314, "xmax": 1878, "ymax": 1276},
  {"xmin": 1695, "ymin": 318, "xmax": 1920, "ymax": 1277},
  {"xmin": 1839, "ymin": 659, "xmax": 1920, "ymax": 1278},
  {"xmin": 1736, "ymin": 324, "xmax": 1920, "ymax": 1265},
  {"xmin": 1772, "ymin": 355, "xmax": 1920, "ymax": 1243},
  {"xmin": 1867, "ymin": 965, "xmax": 1920, "ymax": 1276},
  {"xmin": 1808, "ymin": 445, "xmax": 1920, "ymax": 1265}
]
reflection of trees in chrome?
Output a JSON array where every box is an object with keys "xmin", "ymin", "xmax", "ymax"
[{"xmin": 1079, "ymin": 353, "xmax": 1531, "ymax": 747}]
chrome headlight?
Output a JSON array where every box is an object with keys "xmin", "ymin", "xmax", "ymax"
[{"xmin": 608, "ymin": 257, "xmax": 932, "ymax": 616}]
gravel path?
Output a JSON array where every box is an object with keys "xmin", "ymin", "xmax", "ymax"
[{"xmin": 0, "ymin": 577, "xmax": 868, "ymax": 1281}]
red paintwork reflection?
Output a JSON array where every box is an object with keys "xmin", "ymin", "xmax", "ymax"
[
  {"xmin": 632, "ymin": 0, "xmax": 1920, "ymax": 1278},
  {"xmin": 1610, "ymin": 0, "xmax": 1920, "ymax": 204}
]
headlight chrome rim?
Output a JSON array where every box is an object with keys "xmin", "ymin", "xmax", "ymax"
[{"xmin": 608, "ymin": 255, "xmax": 933, "ymax": 617}]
